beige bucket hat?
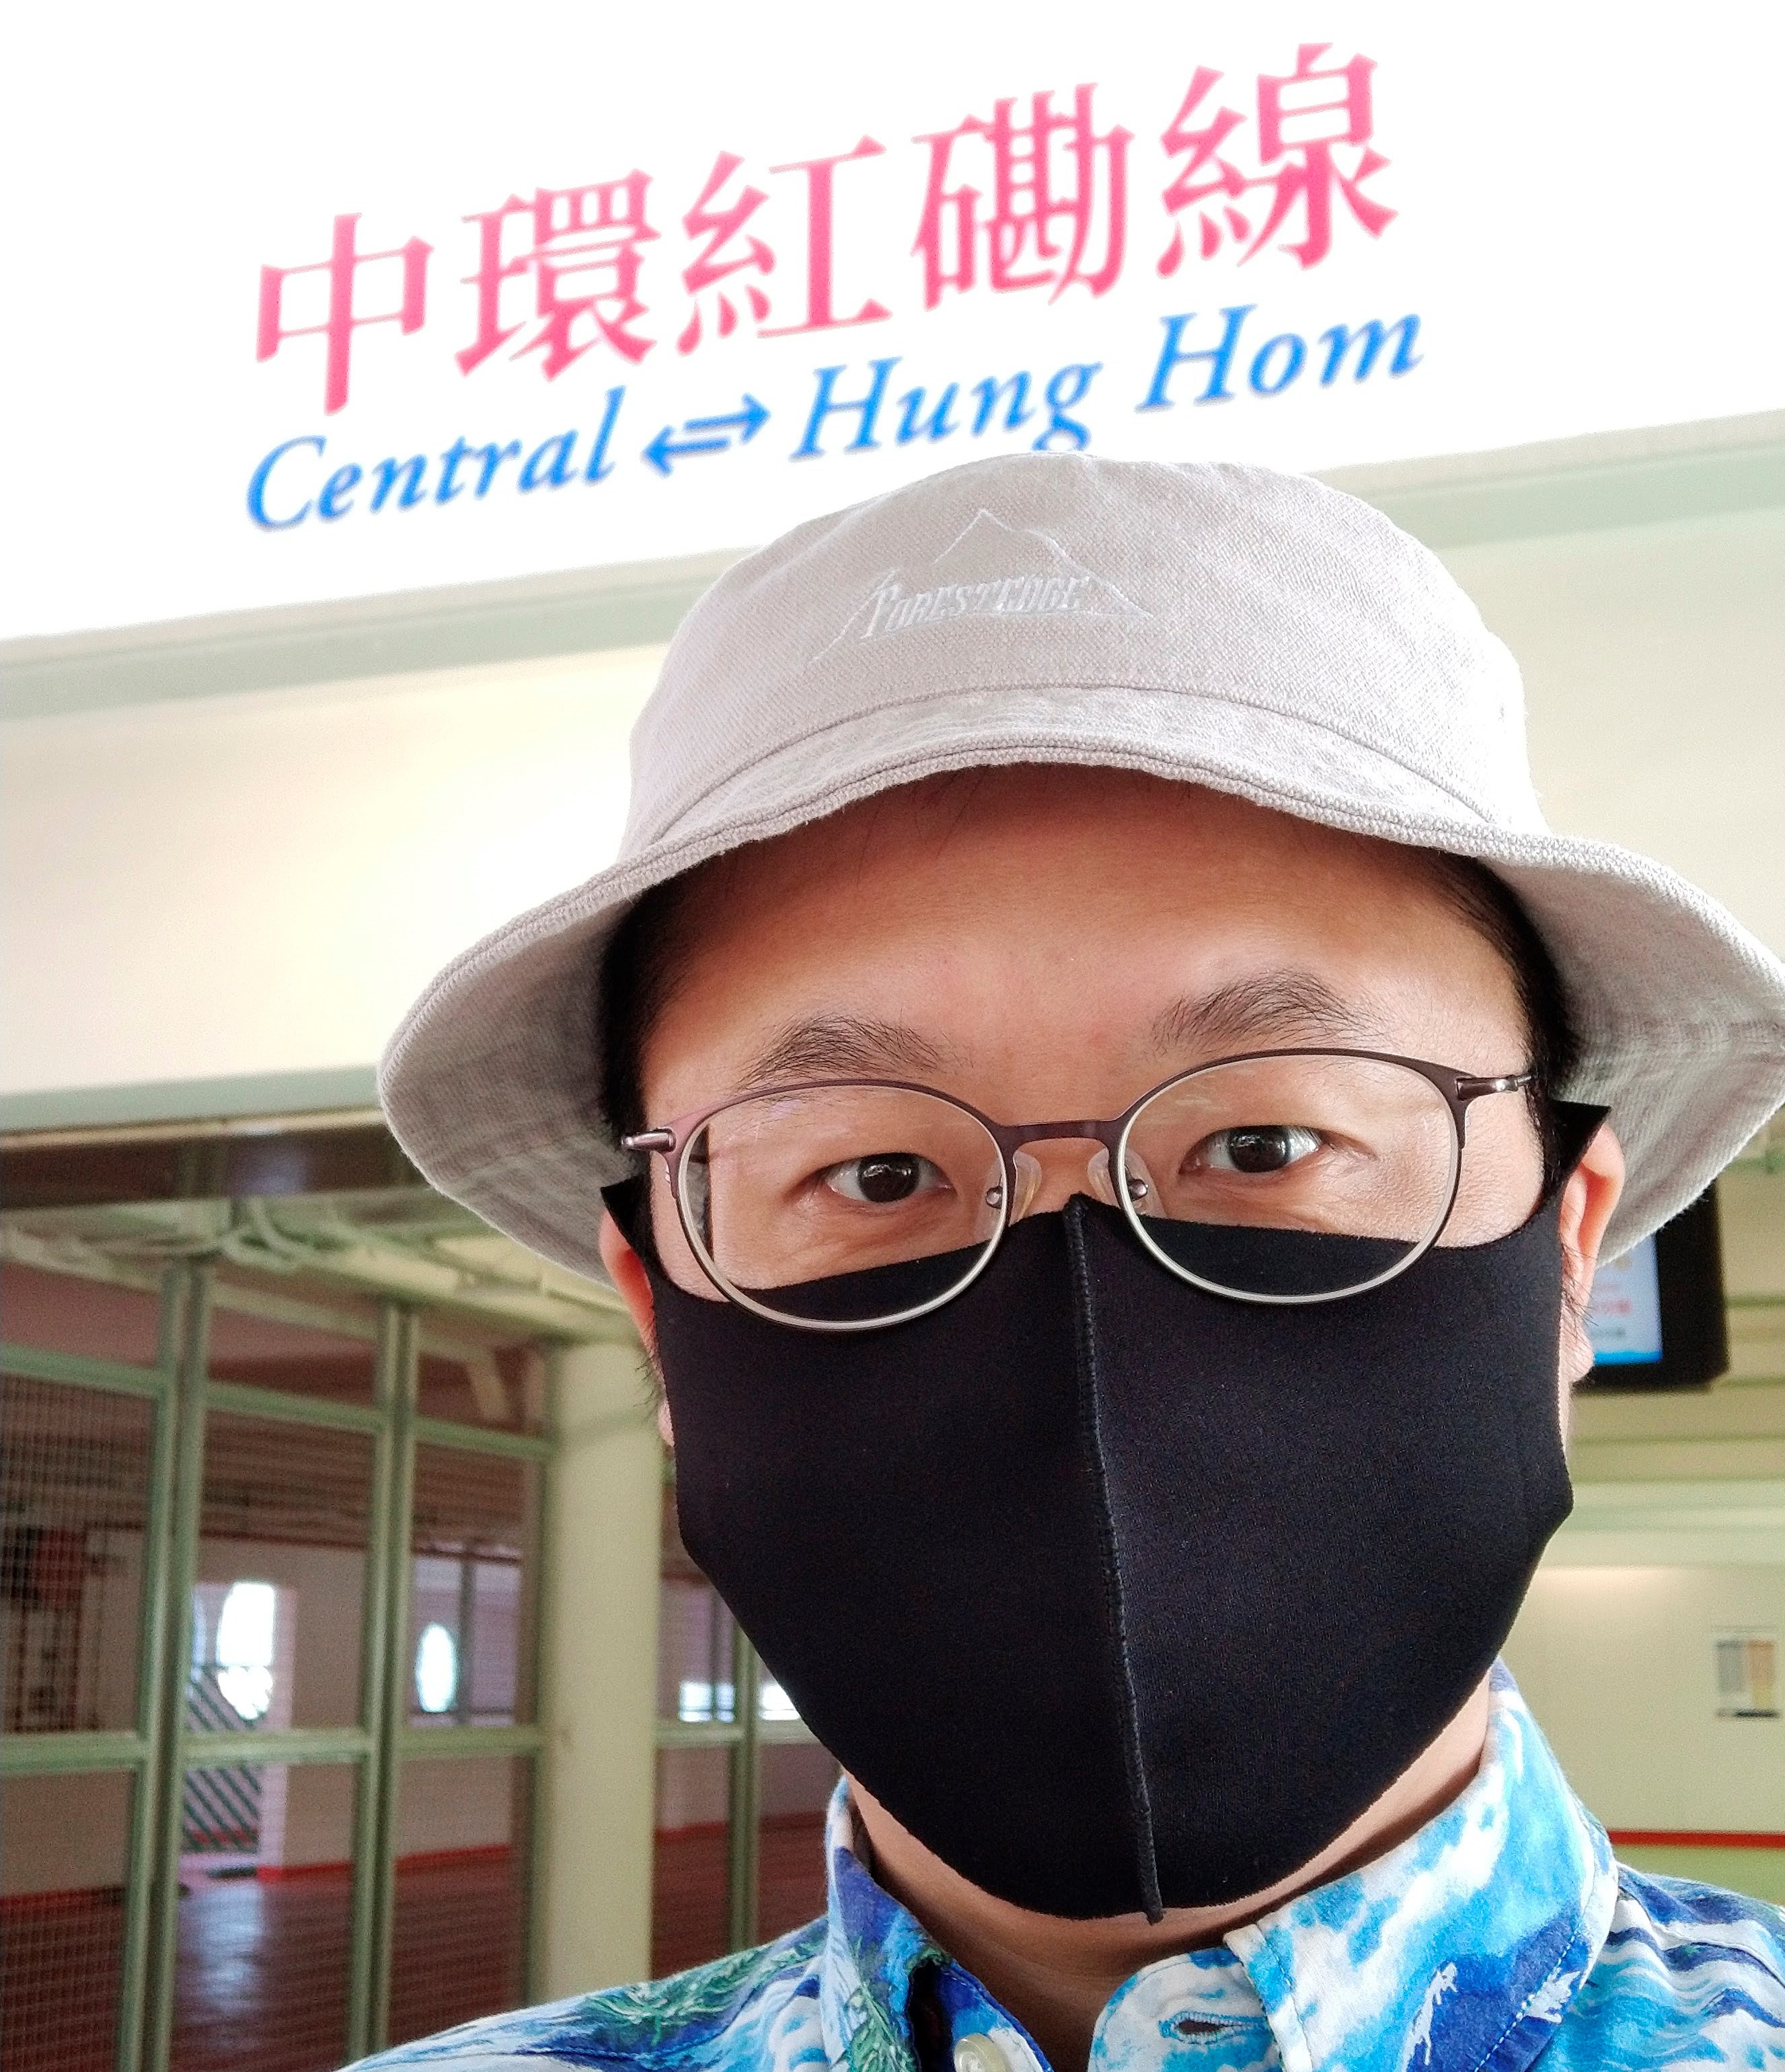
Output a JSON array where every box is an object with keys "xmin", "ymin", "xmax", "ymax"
[{"xmin": 379, "ymin": 452, "xmax": 1785, "ymax": 1274}]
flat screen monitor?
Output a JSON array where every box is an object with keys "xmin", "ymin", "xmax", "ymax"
[{"xmin": 1583, "ymin": 1188, "xmax": 1729, "ymax": 1391}]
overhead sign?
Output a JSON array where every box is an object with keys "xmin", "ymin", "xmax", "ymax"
[{"xmin": 7, "ymin": 5, "xmax": 1784, "ymax": 638}]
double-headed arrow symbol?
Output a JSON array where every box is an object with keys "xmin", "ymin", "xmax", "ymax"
[{"xmin": 643, "ymin": 395, "xmax": 770, "ymax": 475}]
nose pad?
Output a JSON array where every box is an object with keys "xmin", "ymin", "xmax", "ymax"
[
  {"xmin": 1121, "ymin": 1149, "xmax": 1158, "ymax": 1211},
  {"xmin": 1010, "ymin": 1144, "xmax": 1137, "ymax": 1221}
]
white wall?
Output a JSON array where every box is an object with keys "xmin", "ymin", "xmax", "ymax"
[
  {"xmin": 278, "ymin": 1761, "xmax": 360, "ymax": 1870},
  {"xmin": 196, "ymin": 1537, "xmax": 365, "ymax": 1732},
  {"xmin": 1, "ymin": 644, "xmax": 657, "ymax": 1097},
  {"xmin": 1448, "ymin": 508, "xmax": 1785, "ymax": 958},
  {"xmin": 1722, "ymin": 1167, "xmax": 1785, "ymax": 1304},
  {"xmin": 653, "ymin": 1742, "xmax": 839, "ymax": 1834},
  {"xmin": 4, "ymin": 508, "xmax": 1783, "ymax": 1102},
  {"xmin": 1506, "ymin": 1564, "xmax": 1785, "ymax": 1831},
  {"xmin": 1, "ymin": 1769, "xmax": 132, "ymax": 1896},
  {"xmin": 656, "ymin": 1747, "xmax": 730, "ymax": 1833},
  {"xmin": 1, "ymin": 1262, "xmax": 165, "ymax": 1364},
  {"xmin": 394, "ymin": 1757, "xmax": 518, "ymax": 1860}
]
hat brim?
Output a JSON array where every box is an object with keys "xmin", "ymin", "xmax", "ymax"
[{"xmin": 379, "ymin": 689, "xmax": 1785, "ymax": 1280}]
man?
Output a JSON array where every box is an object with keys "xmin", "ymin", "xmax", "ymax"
[{"xmin": 373, "ymin": 455, "xmax": 1785, "ymax": 2069}]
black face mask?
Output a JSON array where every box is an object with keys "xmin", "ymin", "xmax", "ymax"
[{"xmin": 613, "ymin": 1120, "xmax": 1595, "ymax": 1922}]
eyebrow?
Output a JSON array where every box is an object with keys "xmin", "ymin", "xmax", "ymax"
[
  {"xmin": 1149, "ymin": 972, "xmax": 1386, "ymax": 1058},
  {"xmin": 736, "ymin": 1015, "xmax": 953, "ymax": 1091},
  {"xmin": 731, "ymin": 976, "xmax": 1381, "ymax": 1098}
]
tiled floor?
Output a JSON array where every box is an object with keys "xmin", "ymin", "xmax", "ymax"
[
  {"xmin": 169, "ymin": 1868, "xmax": 358, "ymax": 2072},
  {"xmin": 3, "ymin": 1855, "xmax": 522, "ymax": 2072},
  {"xmin": 3, "ymin": 1820, "xmax": 830, "ymax": 2072},
  {"xmin": 0, "ymin": 1890, "xmax": 126, "ymax": 2072}
]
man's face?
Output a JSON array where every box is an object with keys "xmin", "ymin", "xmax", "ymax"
[{"xmin": 607, "ymin": 765, "xmax": 1616, "ymax": 1387}]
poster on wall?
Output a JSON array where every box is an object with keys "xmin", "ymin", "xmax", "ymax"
[
  {"xmin": 7, "ymin": 2, "xmax": 1784, "ymax": 638},
  {"xmin": 1714, "ymin": 1631, "xmax": 1780, "ymax": 1720}
]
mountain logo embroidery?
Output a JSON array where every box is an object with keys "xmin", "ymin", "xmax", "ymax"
[{"xmin": 825, "ymin": 510, "xmax": 1147, "ymax": 652}]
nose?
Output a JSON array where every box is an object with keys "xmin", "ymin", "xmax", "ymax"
[{"xmin": 1010, "ymin": 1137, "xmax": 1121, "ymax": 1219}]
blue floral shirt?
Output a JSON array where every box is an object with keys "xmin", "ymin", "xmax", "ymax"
[{"xmin": 353, "ymin": 1671, "xmax": 1785, "ymax": 2071}]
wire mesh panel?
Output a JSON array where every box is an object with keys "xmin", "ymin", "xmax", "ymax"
[
  {"xmin": 651, "ymin": 1482, "xmax": 835, "ymax": 1969},
  {"xmin": 385, "ymin": 1755, "xmax": 533, "ymax": 2048},
  {"xmin": 169, "ymin": 1760, "xmax": 358, "ymax": 2072},
  {"xmin": 405, "ymin": 1449, "xmax": 538, "ymax": 1732},
  {"xmin": 206, "ymin": 1282, "xmax": 378, "ymax": 1405},
  {"xmin": 757, "ymin": 1742, "xmax": 838, "ymax": 1944},
  {"xmin": 2, "ymin": 1371, "xmax": 155, "ymax": 1734},
  {"xmin": 196, "ymin": 1416, "xmax": 375, "ymax": 1730},
  {"xmin": 658, "ymin": 1570, "xmax": 737, "ymax": 1731},
  {"xmin": 654, "ymin": 1482, "xmax": 736, "ymax": 1976},
  {"xmin": 0, "ymin": 1767, "xmax": 132, "ymax": 2072},
  {"xmin": 0, "ymin": 1231, "xmax": 562, "ymax": 2067},
  {"xmin": 0, "ymin": 1261, "xmax": 163, "ymax": 1365},
  {"xmin": 651, "ymin": 1745, "xmax": 732, "ymax": 1977}
]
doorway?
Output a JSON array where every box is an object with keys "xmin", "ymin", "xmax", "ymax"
[{"xmin": 0, "ymin": 1122, "xmax": 603, "ymax": 2072}]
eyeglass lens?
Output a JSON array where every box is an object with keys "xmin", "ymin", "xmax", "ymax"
[
  {"xmin": 679, "ymin": 1057, "xmax": 1470, "ymax": 1325},
  {"xmin": 1121, "ymin": 1054, "xmax": 1458, "ymax": 1299},
  {"xmin": 681, "ymin": 1085, "xmax": 1005, "ymax": 1323}
]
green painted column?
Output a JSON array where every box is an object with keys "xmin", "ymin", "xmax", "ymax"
[
  {"xmin": 346, "ymin": 1301, "xmax": 410, "ymax": 2060},
  {"xmin": 726, "ymin": 1629, "xmax": 762, "ymax": 1954},
  {"xmin": 533, "ymin": 1339, "xmax": 661, "ymax": 1997},
  {"xmin": 365, "ymin": 1307, "xmax": 420, "ymax": 2055},
  {"xmin": 142, "ymin": 1264, "xmax": 213, "ymax": 2072},
  {"xmin": 113, "ymin": 1271, "xmax": 183, "ymax": 2072}
]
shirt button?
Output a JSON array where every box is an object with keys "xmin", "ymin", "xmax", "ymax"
[{"xmin": 954, "ymin": 2038, "xmax": 1011, "ymax": 2072}]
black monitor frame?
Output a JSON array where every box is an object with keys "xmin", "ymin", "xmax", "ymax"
[{"xmin": 1580, "ymin": 1186, "xmax": 1729, "ymax": 1393}]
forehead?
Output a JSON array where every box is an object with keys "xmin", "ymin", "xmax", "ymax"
[
  {"xmin": 645, "ymin": 767, "xmax": 1527, "ymax": 1093},
  {"xmin": 674, "ymin": 767, "xmax": 1476, "ymax": 960}
]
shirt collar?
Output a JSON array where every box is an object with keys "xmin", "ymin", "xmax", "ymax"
[
  {"xmin": 1221, "ymin": 1666, "xmax": 1618, "ymax": 2071},
  {"xmin": 819, "ymin": 1668, "xmax": 1618, "ymax": 2072}
]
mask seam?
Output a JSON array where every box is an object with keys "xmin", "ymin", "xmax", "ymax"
[{"xmin": 1065, "ymin": 1204, "xmax": 1165, "ymax": 1923}]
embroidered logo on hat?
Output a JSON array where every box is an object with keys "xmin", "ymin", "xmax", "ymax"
[{"xmin": 828, "ymin": 509, "xmax": 1147, "ymax": 652}]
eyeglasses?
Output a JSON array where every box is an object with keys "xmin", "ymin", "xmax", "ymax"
[{"xmin": 621, "ymin": 1049, "xmax": 1536, "ymax": 1332}]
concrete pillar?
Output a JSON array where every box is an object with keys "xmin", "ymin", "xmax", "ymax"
[{"xmin": 535, "ymin": 1337, "xmax": 662, "ymax": 1998}]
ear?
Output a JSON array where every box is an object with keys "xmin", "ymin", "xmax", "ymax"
[
  {"xmin": 598, "ymin": 1210, "xmax": 672, "ymax": 1445},
  {"xmin": 1556, "ymin": 1122, "xmax": 1626, "ymax": 1389}
]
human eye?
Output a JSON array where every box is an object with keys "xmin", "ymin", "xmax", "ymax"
[
  {"xmin": 1192, "ymin": 1124, "xmax": 1324, "ymax": 1176},
  {"xmin": 818, "ymin": 1151, "xmax": 953, "ymax": 1206}
]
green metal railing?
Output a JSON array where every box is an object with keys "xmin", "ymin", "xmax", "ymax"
[{"xmin": 1, "ymin": 1258, "xmax": 551, "ymax": 2072}]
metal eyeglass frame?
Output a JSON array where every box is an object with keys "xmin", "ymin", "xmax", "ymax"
[{"xmin": 621, "ymin": 1048, "xmax": 1535, "ymax": 1333}]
